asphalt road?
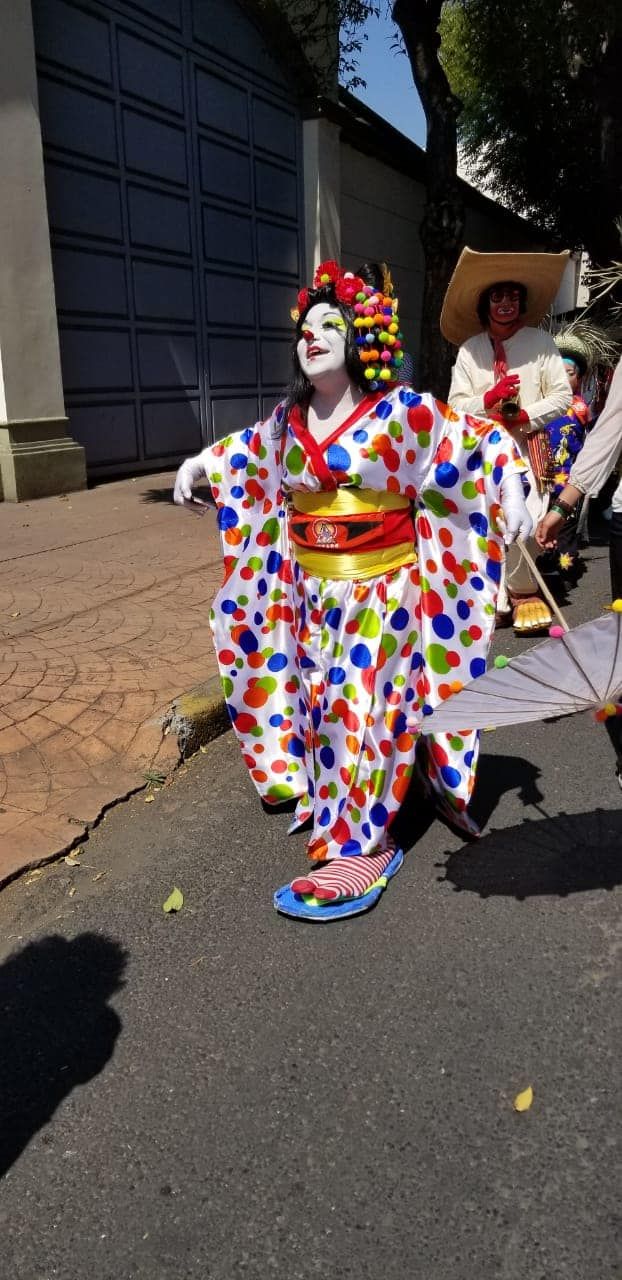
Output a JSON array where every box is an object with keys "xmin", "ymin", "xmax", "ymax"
[{"xmin": 0, "ymin": 537, "xmax": 620, "ymax": 1280}]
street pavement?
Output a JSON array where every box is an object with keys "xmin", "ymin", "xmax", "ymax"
[
  {"xmin": 0, "ymin": 472, "xmax": 223, "ymax": 882},
  {"xmin": 0, "ymin": 537, "xmax": 620, "ymax": 1279}
]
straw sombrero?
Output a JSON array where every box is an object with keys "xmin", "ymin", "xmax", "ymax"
[{"xmin": 440, "ymin": 247, "xmax": 570, "ymax": 347}]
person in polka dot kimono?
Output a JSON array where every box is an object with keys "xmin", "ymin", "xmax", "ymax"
[{"xmin": 174, "ymin": 261, "xmax": 531, "ymax": 920}]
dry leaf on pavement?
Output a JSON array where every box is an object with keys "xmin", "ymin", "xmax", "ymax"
[
  {"xmin": 162, "ymin": 887, "xmax": 184, "ymax": 914},
  {"xmin": 513, "ymin": 1085, "xmax": 534, "ymax": 1112}
]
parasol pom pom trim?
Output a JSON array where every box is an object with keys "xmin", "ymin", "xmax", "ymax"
[
  {"xmin": 548, "ymin": 625, "xmax": 565, "ymax": 638},
  {"xmin": 611, "ymin": 599, "xmax": 622, "ymax": 613}
]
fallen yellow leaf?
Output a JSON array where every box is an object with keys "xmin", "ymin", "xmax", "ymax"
[
  {"xmin": 144, "ymin": 793, "xmax": 155, "ymax": 803},
  {"xmin": 162, "ymin": 887, "xmax": 184, "ymax": 913},
  {"xmin": 513, "ymin": 1085, "xmax": 534, "ymax": 1112}
]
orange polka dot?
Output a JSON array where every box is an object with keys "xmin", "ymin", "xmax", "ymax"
[
  {"xmin": 346, "ymin": 733, "xmax": 360, "ymax": 755},
  {"xmin": 439, "ymin": 526, "xmax": 453, "ymax": 548},
  {"xmin": 247, "ymin": 651, "xmax": 265, "ymax": 668},
  {"xmin": 244, "ymin": 686, "xmax": 269, "ymax": 708},
  {"xmin": 251, "ymin": 769, "xmax": 268, "ymax": 783},
  {"xmin": 395, "ymin": 732, "xmax": 414, "ymax": 753},
  {"xmin": 392, "ymin": 774, "xmax": 411, "ymax": 803},
  {"xmin": 426, "ymin": 559, "xmax": 438, "ymax": 574}
]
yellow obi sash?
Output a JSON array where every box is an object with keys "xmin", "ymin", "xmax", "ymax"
[{"xmin": 288, "ymin": 487, "xmax": 417, "ymax": 580}]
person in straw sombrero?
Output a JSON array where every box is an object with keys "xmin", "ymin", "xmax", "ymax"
[{"xmin": 441, "ymin": 248, "xmax": 572, "ymax": 634}]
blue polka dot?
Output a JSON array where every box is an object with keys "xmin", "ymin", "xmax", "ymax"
[
  {"xmin": 319, "ymin": 746, "xmax": 335, "ymax": 768},
  {"xmin": 432, "ymin": 614, "xmax": 455, "ymax": 639},
  {"xmin": 257, "ymin": 578, "xmax": 268, "ymax": 597},
  {"xmin": 222, "ymin": 599, "xmax": 237, "ymax": 614},
  {"xmin": 435, "ymin": 462, "xmax": 460, "ymax": 488},
  {"xmin": 268, "ymin": 653, "xmax": 288, "ymax": 672},
  {"xmin": 399, "ymin": 389, "xmax": 421, "ymax": 407},
  {"xmin": 254, "ymin": 611, "xmax": 263, "ymax": 625},
  {"xmin": 383, "ymin": 680, "xmax": 393, "ymax": 698},
  {"xmin": 391, "ymin": 607, "xmax": 409, "ymax": 631},
  {"xmin": 269, "ymin": 713, "xmax": 283, "ymax": 727},
  {"xmin": 392, "ymin": 712, "xmax": 408, "ymax": 736},
  {"xmin": 300, "ymin": 654, "xmax": 315, "ymax": 669},
  {"xmin": 411, "ymin": 651, "xmax": 423, "ymax": 670},
  {"xmin": 230, "ymin": 452, "xmax": 248, "ymax": 469},
  {"xmin": 370, "ymin": 802, "xmax": 388, "ymax": 826},
  {"xmin": 353, "ymin": 429, "xmax": 368, "ymax": 443},
  {"xmin": 231, "ymin": 485, "xmax": 244, "ymax": 498},
  {"xmin": 405, "ymin": 688, "xmax": 415, "ymax": 702},
  {"xmin": 351, "ymin": 643, "xmax": 372, "ymax": 668},
  {"xmin": 239, "ymin": 629, "xmax": 258, "ymax": 655},
  {"xmin": 217, "ymin": 505, "xmax": 238, "ymax": 530},
  {"xmin": 492, "ymin": 465, "xmax": 503, "ymax": 485},
  {"xmin": 326, "ymin": 443, "xmax": 352, "ymax": 471},
  {"xmin": 469, "ymin": 657, "xmax": 487, "ymax": 679},
  {"xmin": 469, "ymin": 513, "xmax": 488, "ymax": 536},
  {"xmin": 375, "ymin": 399, "xmax": 393, "ymax": 419},
  {"xmin": 341, "ymin": 839, "xmax": 363, "ymax": 857},
  {"xmin": 486, "ymin": 558, "xmax": 502, "ymax": 583},
  {"xmin": 289, "ymin": 736, "xmax": 305, "ymax": 758},
  {"xmin": 312, "ymin": 706, "xmax": 322, "ymax": 729},
  {"xmin": 489, "ymin": 429, "xmax": 502, "ymax": 444},
  {"xmin": 266, "ymin": 550, "xmax": 283, "ymax": 573},
  {"xmin": 361, "ymin": 822, "xmax": 372, "ymax": 839},
  {"xmin": 457, "ymin": 600, "xmax": 470, "ymax": 620},
  {"xmin": 328, "ymin": 666, "xmax": 346, "ymax": 685},
  {"xmin": 470, "ymin": 576, "xmax": 484, "ymax": 591},
  {"xmin": 422, "ymin": 703, "xmax": 434, "ymax": 716},
  {"xmin": 240, "ymin": 428, "xmax": 253, "ymax": 444},
  {"xmin": 466, "ymin": 451, "xmax": 483, "ymax": 472},
  {"xmin": 325, "ymin": 607, "xmax": 342, "ymax": 630},
  {"xmin": 464, "ymin": 750, "xmax": 475, "ymax": 767},
  {"xmin": 318, "ymin": 807, "xmax": 331, "ymax": 828},
  {"xmin": 441, "ymin": 765, "xmax": 462, "ymax": 788}
]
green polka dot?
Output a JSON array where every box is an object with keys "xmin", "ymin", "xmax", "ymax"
[
  {"xmin": 420, "ymin": 488, "xmax": 450, "ymax": 517},
  {"xmin": 446, "ymin": 583, "xmax": 458, "ymax": 599},
  {"xmin": 461, "ymin": 480, "xmax": 478, "ymax": 499},
  {"xmin": 357, "ymin": 607, "xmax": 381, "ymax": 639},
  {"xmin": 343, "ymin": 683, "xmax": 358, "ymax": 700},
  {"xmin": 238, "ymin": 594, "xmax": 249, "ymax": 605},
  {"xmin": 394, "ymin": 674, "xmax": 406, "ymax": 687},
  {"xmin": 284, "ymin": 705, "xmax": 295, "ymax": 714},
  {"xmin": 266, "ymin": 783, "xmax": 296, "ymax": 800},
  {"xmin": 407, "ymin": 629, "xmax": 419, "ymax": 644},
  {"xmin": 367, "ymin": 450, "xmax": 378, "ymax": 462},
  {"xmin": 370, "ymin": 768, "xmax": 386, "ymax": 797},
  {"xmin": 211, "ymin": 471, "xmax": 222, "ymax": 483},
  {"xmin": 284, "ymin": 443, "xmax": 305, "ymax": 475},
  {"xmin": 350, "ymin": 807, "xmax": 361, "ymax": 823},
  {"xmin": 388, "ymin": 420, "xmax": 403, "ymax": 439},
  {"xmin": 327, "ymin": 781, "xmax": 338, "ymax": 799},
  {"xmin": 483, "ymin": 460, "xmax": 493, "ymax": 474},
  {"xmin": 221, "ymin": 677, "xmax": 234, "ymax": 697},
  {"xmin": 258, "ymin": 445, "xmax": 268, "ymax": 460},
  {"xmin": 477, "ymin": 536, "xmax": 488, "ymax": 553},
  {"xmin": 248, "ymin": 556, "xmax": 263, "ymax": 571},
  {"xmin": 463, "ymin": 435, "xmax": 477, "ymax": 450},
  {"xmin": 460, "ymin": 629, "xmax": 474, "ymax": 647},
  {"xmin": 333, "ymin": 642, "xmax": 344, "ymax": 658},
  {"xmin": 261, "ymin": 517, "xmax": 280, "ymax": 544},
  {"xmin": 417, "ymin": 430, "xmax": 431, "ymax": 447},
  {"xmin": 425, "ymin": 643, "xmax": 452, "ymax": 675},
  {"xmin": 449, "ymin": 736, "xmax": 464, "ymax": 751},
  {"xmin": 256, "ymin": 676, "xmax": 277, "ymax": 693},
  {"xmin": 250, "ymin": 726, "xmax": 263, "ymax": 737},
  {"xmin": 247, "ymin": 463, "xmax": 257, "ymax": 477},
  {"xmin": 381, "ymin": 634, "xmax": 398, "ymax": 659},
  {"xmin": 235, "ymin": 658, "xmax": 244, "ymax": 669},
  {"xmin": 484, "ymin": 603, "xmax": 495, "ymax": 615}
]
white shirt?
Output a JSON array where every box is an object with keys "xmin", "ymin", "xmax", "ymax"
[
  {"xmin": 448, "ymin": 327, "xmax": 572, "ymax": 432},
  {"xmin": 570, "ymin": 359, "xmax": 622, "ymax": 510}
]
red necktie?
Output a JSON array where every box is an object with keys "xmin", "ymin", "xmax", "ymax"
[{"xmin": 492, "ymin": 337, "xmax": 507, "ymax": 380}]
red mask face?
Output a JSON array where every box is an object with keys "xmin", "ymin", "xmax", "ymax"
[{"xmin": 488, "ymin": 284, "xmax": 521, "ymax": 329}]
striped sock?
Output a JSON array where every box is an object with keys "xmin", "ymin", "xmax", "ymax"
[{"xmin": 291, "ymin": 848, "xmax": 394, "ymax": 902}]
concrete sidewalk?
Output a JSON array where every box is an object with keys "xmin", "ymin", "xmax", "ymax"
[{"xmin": 0, "ymin": 473, "xmax": 228, "ymax": 885}]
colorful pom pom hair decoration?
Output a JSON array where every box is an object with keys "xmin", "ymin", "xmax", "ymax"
[{"xmin": 293, "ymin": 260, "xmax": 404, "ymax": 391}]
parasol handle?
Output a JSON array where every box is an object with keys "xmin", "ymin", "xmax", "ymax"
[{"xmin": 516, "ymin": 538, "xmax": 570, "ymax": 632}]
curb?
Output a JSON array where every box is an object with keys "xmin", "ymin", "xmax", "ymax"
[{"xmin": 166, "ymin": 676, "xmax": 231, "ymax": 759}]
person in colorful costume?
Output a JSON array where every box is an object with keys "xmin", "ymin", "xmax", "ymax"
[
  {"xmin": 442, "ymin": 249, "xmax": 572, "ymax": 635},
  {"xmin": 174, "ymin": 261, "xmax": 531, "ymax": 919},
  {"xmin": 539, "ymin": 337, "xmax": 592, "ymax": 584}
]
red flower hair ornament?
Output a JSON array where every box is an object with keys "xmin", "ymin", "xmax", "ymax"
[
  {"xmin": 292, "ymin": 261, "xmax": 405, "ymax": 391},
  {"xmin": 295, "ymin": 261, "xmax": 364, "ymax": 314}
]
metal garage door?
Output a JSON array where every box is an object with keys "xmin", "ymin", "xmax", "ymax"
[{"xmin": 33, "ymin": 0, "xmax": 303, "ymax": 474}]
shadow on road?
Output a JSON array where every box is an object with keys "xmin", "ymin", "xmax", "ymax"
[
  {"xmin": 440, "ymin": 807, "xmax": 622, "ymax": 899},
  {"xmin": 0, "ymin": 932, "xmax": 127, "ymax": 1178}
]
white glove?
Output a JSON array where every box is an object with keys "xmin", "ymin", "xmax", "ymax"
[
  {"xmin": 173, "ymin": 449, "xmax": 210, "ymax": 506},
  {"xmin": 498, "ymin": 471, "xmax": 533, "ymax": 544}
]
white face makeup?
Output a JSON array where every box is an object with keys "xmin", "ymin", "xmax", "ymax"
[{"xmin": 297, "ymin": 302, "xmax": 347, "ymax": 381}]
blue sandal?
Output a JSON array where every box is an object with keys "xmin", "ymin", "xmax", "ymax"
[{"xmin": 273, "ymin": 847, "xmax": 404, "ymax": 921}]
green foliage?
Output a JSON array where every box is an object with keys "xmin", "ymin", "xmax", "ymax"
[{"xmin": 439, "ymin": 0, "xmax": 622, "ymax": 262}]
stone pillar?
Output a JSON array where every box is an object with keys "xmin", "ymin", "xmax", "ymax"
[
  {"xmin": 0, "ymin": 0, "xmax": 86, "ymax": 501},
  {"xmin": 302, "ymin": 117, "xmax": 341, "ymax": 277}
]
